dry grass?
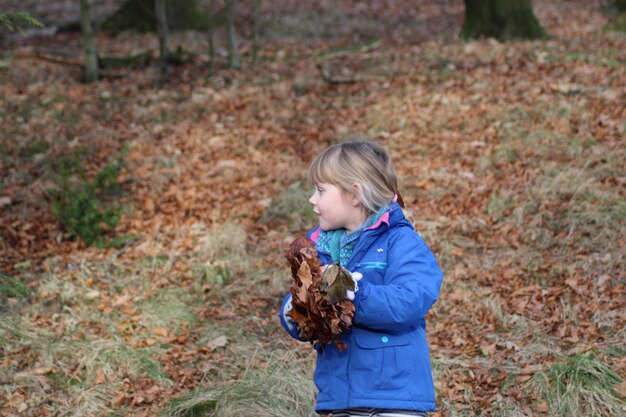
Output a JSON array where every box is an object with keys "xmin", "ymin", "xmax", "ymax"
[
  {"xmin": 162, "ymin": 351, "xmax": 316, "ymax": 417},
  {"xmin": 531, "ymin": 351, "xmax": 625, "ymax": 416},
  {"xmin": 19, "ymin": 210, "xmax": 306, "ymax": 417}
]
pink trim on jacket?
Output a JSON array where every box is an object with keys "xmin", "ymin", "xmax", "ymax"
[
  {"xmin": 365, "ymin": 211, "xmax": 390, "ymax": 230},
  {"xmin": 310, "ymin": 227, "xmax": 321, "ymax": 243}
]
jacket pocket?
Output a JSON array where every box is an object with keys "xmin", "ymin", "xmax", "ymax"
[{"xmin": 350, "ymin": 329, "xmax": 413, "ymax": 392}]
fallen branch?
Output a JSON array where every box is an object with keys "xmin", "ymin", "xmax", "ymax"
[
  {"xmin": 99, "ymin": 51, "xmax": 151, "ymax": 69},
  {"xmin": 34, "ymin": 50, "xmax": 83, "ymax": 69},
  {"xmin": 316, "ymin": 61, "xmax": 358, "ymax": 84},
  {"xmin": 316, "ymin": 39, "xmax": 381, "ymax": 62},
  {"xmin": 27, "ymin": 49, "xmax": 126, "ymax": 79},
  {"xmin": 315, "ymin": 40, "xmax": 381, "ymax": 85}
]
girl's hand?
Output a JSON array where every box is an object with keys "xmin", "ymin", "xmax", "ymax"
[
  {"xmin": 320, "ymin": 264, "xmax": 363, "ymax": 303},
  {"xmin": 281, "ymin": 294, "xmax": 297, "ymax": 332},
  {"xmin": 346, "ymin": 271, "xmax": 363, "ymax": 300}
]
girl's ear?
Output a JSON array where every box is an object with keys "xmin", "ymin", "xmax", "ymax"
[{"xmin": 349, "ymin": 183, "xmax": 363, "ymax": 207}]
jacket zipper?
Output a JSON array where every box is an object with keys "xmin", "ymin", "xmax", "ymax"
[{"xmin": 345, "ymin": 225, "xmax": 388, "ymax": 407}]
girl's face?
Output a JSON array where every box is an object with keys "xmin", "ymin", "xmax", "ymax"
[{"xmin": 309, "ymin": 182, "xmax": 366, "ymax": 232}]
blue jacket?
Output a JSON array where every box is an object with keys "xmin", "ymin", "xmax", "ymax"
[{"xmin": 280, "ymin": 202, "xmax": 443, "ymax": 412}]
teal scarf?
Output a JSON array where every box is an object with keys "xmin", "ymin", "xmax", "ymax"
[{"xmin": 316, "ymin": 204, "xmax": 389, "ymax": 266}]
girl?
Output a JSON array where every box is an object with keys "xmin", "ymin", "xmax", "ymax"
[{"xmin": 280, "ymin": 141, "xmax": 444, "ymax": 416}]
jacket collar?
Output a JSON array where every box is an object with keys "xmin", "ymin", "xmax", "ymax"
[{"xmin": 309, "ymin": 202, "xmax": 405, "ymax": 244}]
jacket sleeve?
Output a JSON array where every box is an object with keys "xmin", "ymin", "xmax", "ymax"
[
  {"xmin": 279, "ymin": 293, "xmax": 310, "ymax": 342},
  {"xmin": 352, "ymin": 231, "xmax": 443, "ymax": 333}
]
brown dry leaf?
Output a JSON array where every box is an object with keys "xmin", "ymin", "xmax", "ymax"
[
  {"xmin": 94, "ymin": 367, "xmax": 107, "ymax": 385},
  {"xmin": 111, "ymin": 392, "xmax": 127, "ymax": 407},
  {"xmin": 6, "ymin": 393, "xmax": 26, "ymax": 407},
  {"xmin": 296, "ymin": 261, "xmax": 313, "ymax": 301},
  {"xmin": 565, "ymin": 278, "xmax": 584, "ymax": 295},
  {"xmin": 321, "ymin": 264, "xmax": 355, "ymax": 304},
  {"xmin": 143, "ymin": 198, "xmax": 155, "ymax": 213},
  {"xmin": 141, "ymin": 338, "xmax": 157, "ymax": 347},
  {"xmin": 153, "ymin": 327, "xmax": 169, "ymax": 337},
  {"xmin": 31, "ymin": 367, "xmax": 53, "ymax": 375}
]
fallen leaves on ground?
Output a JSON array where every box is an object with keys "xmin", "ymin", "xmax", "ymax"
[{"xmin": 0, "ymin": 0, "xmax": 624, "ymax": 416}]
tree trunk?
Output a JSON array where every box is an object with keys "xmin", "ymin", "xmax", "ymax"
[
  {"xmin": 252, "ymin": 0, "xmax": 262, "ymax": 67},
  {"xmin": 155, "ymin": 0, "xmax": 169, "ymax": 84},
  {"xmin": 207, "ymin": 0, "xmax": 216, "ymax": 73},
  {"xmin": 226, "ymin": 0, "xmax": 240, "ymax": 69},
  {"xmin": 461, "ymin": 0, "xmax": 547, "ymax": 41},
  {"xmin": 102, "ymin": 0, "xmax": 209, "ymax": 32},
  {"xmin": 79, "ymin": 0, "xmax": 99, "ymax": 83}
]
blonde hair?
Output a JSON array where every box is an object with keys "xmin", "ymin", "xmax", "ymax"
[{"xmin": 309, "ymin": 141, "xmax": 400, "ymax": 214}]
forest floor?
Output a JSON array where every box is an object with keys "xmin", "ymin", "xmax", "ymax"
[{"xmin": 1, "ymin": 1, "xmax": 625, "ymax": 416}]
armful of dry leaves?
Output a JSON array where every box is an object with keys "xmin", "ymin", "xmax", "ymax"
[{"xmin": 285, "ymin": 236, "xmax": 355, "ymax": 351}]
